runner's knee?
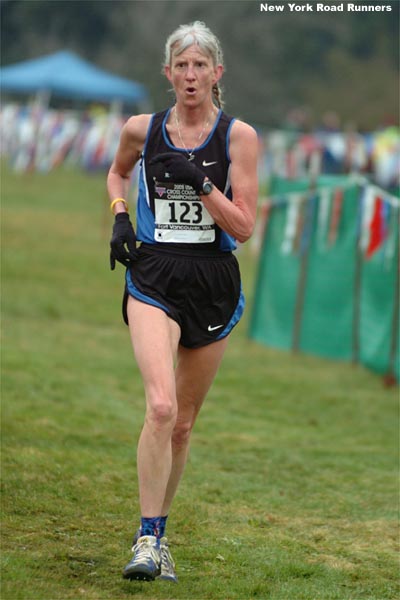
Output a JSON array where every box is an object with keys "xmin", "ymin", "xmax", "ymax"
[
  {"xmin": 146, "ymin": 399, "xmax": 177, "ymax": 431},
  {"xmin": 172, "ymin": 420, "xmax": 194, "ymax": 449}
]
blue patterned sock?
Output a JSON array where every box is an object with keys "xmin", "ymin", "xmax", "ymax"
[
  {"xmin": 159, "ymin": 515, "xmax": 168, "ymax": 538},
  {"xmin": 140, "ymin": 516, "xmax": 161, "ymax": 539}
]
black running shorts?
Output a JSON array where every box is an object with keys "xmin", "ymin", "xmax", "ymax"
[{"xmin": 122, "ymin": 243, "xmax": 245, "ymax": 348}]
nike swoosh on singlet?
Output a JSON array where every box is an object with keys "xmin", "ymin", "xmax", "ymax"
[
  {"xmin": 202, "ymin": 160, "xmax": 218, "ymax": 167},
  {"xmin": 208, "ymin": 324, "xmax": 224, "ymax": 331}
]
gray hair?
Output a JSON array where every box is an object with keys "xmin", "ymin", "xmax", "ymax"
[{"xmin": 164, "ymin": 21, "xmax": 224, "ymax": 108}]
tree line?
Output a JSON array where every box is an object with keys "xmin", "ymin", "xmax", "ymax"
[{"xmin": 1, "ymin": 0, "xmax": 398, "ymax": 130}]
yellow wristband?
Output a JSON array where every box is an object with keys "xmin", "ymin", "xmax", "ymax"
[{"xmin": 110, "ymin": 197, "xmax": 129, "ymax": 213}]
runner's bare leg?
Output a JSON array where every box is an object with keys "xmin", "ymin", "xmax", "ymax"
[
  {"xmin": 127, "ymin": 297, "xmax": 181, "ymax": 517},
  {"xmin": 161, "ymin": 337, "xmax": 229, "ymax": 515}
]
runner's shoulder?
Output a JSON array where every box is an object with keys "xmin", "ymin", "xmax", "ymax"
[
  {"xmin": 122, "ymin": 114, "xmax": 153, "ymax": 146},
  {"xmin": 230, "ymin": 119, "xmax": 258, "ymax": 144}
]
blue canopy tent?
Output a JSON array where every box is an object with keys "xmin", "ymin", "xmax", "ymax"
[{"xmin": 0, "ymin": 50, "xmax": 149, "ymax": 107}]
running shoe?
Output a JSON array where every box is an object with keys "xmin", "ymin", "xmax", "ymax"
[
  {"xmin": 159, "ymin": 537, "xmax": 178, "ymax": 583},
  {"xmin": 131, "ymin": 529, "xmax": 177, "ymax": 582},
  {"xmin": 122, "ymin": 535, "xmax": 161, "ymax": 581}
]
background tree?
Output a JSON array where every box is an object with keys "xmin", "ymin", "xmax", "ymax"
[{"xmin": 1, "ymin": 0, "xmax": 398, "ymax": 130}]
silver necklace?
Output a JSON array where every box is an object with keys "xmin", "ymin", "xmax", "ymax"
[{"xmin": 174, "ymin": 106, "xmax": 213, "ymax": 161}]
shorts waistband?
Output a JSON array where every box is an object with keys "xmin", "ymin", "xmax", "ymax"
[{"xmin": 139, "ymin": 242, "xmax": 233, "ymax": 260}]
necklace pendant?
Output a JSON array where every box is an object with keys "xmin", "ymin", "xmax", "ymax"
[{"xmin": 188, "ymin": 154, "xmax": 195, "ymax": 162}]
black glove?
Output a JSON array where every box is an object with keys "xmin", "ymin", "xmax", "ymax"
[
  {"xmin": 110, "ymin": 212, "xmax": 137, "ymax": 270},
  {"xmin": 149, "ymin": 152, "xmax": 205, "ymax": 194}
]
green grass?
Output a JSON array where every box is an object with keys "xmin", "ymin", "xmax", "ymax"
[{"xmin": 1, "ymin": 164, "xmax": 399, "ymax": 600}]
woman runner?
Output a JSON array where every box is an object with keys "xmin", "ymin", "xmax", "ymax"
[{"xmin": 107, "ymin": 20, "xmax": 258, "ymax": 582}]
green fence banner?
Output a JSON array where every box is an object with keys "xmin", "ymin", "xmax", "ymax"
[{"xmin": 249, "ymin": 175, "xmax": 399, "ymax": 381}]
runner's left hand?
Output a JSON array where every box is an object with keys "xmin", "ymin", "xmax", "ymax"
[{"xmin": 150, "ymin": 152, "xmax": 205, "ymax": 194}]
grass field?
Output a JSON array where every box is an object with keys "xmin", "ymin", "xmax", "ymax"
[{"xmin": 1, "ymin": 165, "xmax": 399, "ymax": 600}]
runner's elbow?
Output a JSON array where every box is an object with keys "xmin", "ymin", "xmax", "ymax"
[{"xmin": 235, "ymin": 222, "xmax": 254, "ymax": 243}]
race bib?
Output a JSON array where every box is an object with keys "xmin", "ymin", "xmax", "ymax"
[{"xmin": 154, "ymin": 182, "xmax": 215, "ymax": 243}]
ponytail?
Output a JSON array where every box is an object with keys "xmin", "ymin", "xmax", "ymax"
[{"xmin": 212, "ymin": 83, "xmax": 224, "ymax": 109}]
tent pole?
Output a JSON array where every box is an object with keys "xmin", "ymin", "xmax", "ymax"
[
  {"xmin": 352, "ymin": 188, "xmax": 363, "ymax": 366},
  {"xmin": 34, "ymin": 88, "xmax": 51, "ymax": 111}
]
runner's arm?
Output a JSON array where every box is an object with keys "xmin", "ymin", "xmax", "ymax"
[
  {"xmin": 107, "ymin": 114, "xmax": 151, "ymax": 213},
  {"xmin": 200, "ymin": 120, "xmax": 259, "ymax": 243}
]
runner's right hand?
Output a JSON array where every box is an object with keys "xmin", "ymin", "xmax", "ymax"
[{"xmin": 110, "ymin": 213, "xmax": 137, "ymax": 270}]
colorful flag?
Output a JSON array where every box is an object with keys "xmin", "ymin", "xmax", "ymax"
[
  {"xmin": 317, "ymin": 187, "xmax": 332, "ymax": 251},
  {"xmin": 281, "ymin": 193, "xmax": 302, "ymax": 254},
  {"xmin": 366, "ymin": 197, "xmax": 387, "ymax": 258},
  {"xmin": 359, "ymin": 185, "xmax": 375, "ymax": 252},
  {"xmin": 328, "ymin": 187, "xmax": 344, "ymax": 245}
]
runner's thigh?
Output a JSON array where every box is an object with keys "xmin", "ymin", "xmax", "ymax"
[{"xmin": 127, "ymin": 297, "xmax": 181, "ymax": 399}]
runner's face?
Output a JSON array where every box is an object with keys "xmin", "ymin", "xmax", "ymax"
[{"xmin": 165, "ymin": 45, "xmax": 222, "ymax": 107}]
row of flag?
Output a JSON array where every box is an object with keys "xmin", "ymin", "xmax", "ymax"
[
  {"xmin": 0, "ymin": 103, "xmax": 124, "ymax": 173},
  {"xmin": 265, "ymin": 180, "xmax": 399, "ymax": 266},
  {"xmin": 260, "ymin": 126, "xmax": 399, "ymax": 189},
  {"xmin": 1, "ymin": 103, "xmax": 399, "ymax": 191}
]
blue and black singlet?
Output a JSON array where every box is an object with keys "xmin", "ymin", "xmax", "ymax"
[{"xmin": 135, "ymin": 108, "xmax": 236, "ymax": 252}]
